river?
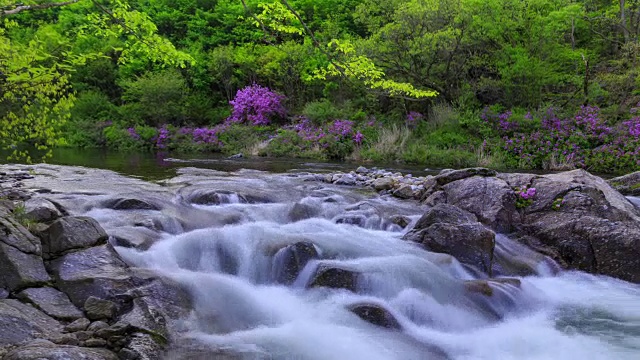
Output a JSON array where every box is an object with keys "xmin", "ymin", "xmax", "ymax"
[{"xmin": 4, "ymin": 155, "xmax": 640, "ymax": 359}]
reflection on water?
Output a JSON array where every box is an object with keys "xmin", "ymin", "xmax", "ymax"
[{"xmin": 0, "ymin": 148, "xmax": 435, "ymax": 180}]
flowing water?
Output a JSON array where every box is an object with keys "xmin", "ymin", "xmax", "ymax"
[{"xmin": 12, "ymin": 164, "xmax": 640, "ymax": 360}]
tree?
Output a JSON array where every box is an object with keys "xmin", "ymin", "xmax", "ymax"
[{"xmin": 0, "ymin": 0, "xmax": 192, "ymax": 161}]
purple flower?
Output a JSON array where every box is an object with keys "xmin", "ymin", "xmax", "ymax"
[
  {"xmin": 228, "ymin": 84, "xmax": 286, "ymax": 125},
  {"xmin": 127, "ymin": 127, "xmax": 140, "ymax": 140}
]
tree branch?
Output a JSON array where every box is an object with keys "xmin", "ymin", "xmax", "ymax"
[{"xmin": 1, "ymin": 0, "xmax": 80, "ymax": 16}]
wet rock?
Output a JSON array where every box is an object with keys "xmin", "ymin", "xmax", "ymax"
[
  {"xmin": 125, "ymin": 333, "xmax": 163, "ymax": 360},
  {"xmin": 47, "ymin": 244, "xmax": 132, "ymax": 307},
  {"xmin": 0, "ymin": 241, "xmax": 51, "ymax": 291},
  {"xmin": 348, "ymin": 303, "xmax": 401, "ymax": 330},
  {"xmin": 335, "ymin": 174, "xmax": 356, "ymax": 186},
  {"xmin": 405, "ymin": 204, "xmax": 496, "ymax": 274},
  {"xmin": 373, "ymin": 177, "xmax": 394, "ymax": 191},
  {"xmin": 608, "ymin": 171, "xmax": 640, "ymax": 196},
  {"xmin": 288, "ymin": 203, "xmax": 318, "ymax": 222},
  {"xmin": 42, "ymin": 216, "xmax": 108, "ymax": 259},
  {"xmin": 228, "ymin": 153, "xmax": 243, "ymax": 159},
  {"xmin": 464, "ymin": 278, "xmax": 522, "ymax": 320},
  {"xmin": 84, "ymin": 296, "xmax": 117, "ymax": 320},
  {"xmin": 16, "ymin": 287, "xmax": 83, "ymax": 320},
  {"xmin": 108, "ymin": 227, "xmax": 160, "ymax": 251},
  {"xmin": 64, "ymin": 318, "xmax": 91, "ymax": 333},
  {"xmin": 392, "ymin": 184, "xmax": 414, "ymax": 199},
  {"xmin": 24, "ymin": 198, "xmax": 63, "ymax": 223},
  {"xmin": 355, "ymin": 166, "xmax": 369, "ymax": 174},
  {"xmin": 309, "ymin": 265, "xmax": 359, "ymax": 292},
  {"xmin": 0, "ymin": 299, "xmax": 63, "ymax": 350},
  {"xmin": 334, "ymin": 214, "xmax": 367, "ymax": 228},
  {"xmin": 464, "ymin": 278, "xmax": 521, "ymax": 297},
  {"xmin": 389, "ymin": 215, "xmax": 411, "ymax": 229},
  {"xmin": 103, "ymin": 198, "xmax": 161, "ymax": 211},
  {"xmin": 273, "ymin": 242, "xmax": 319, "ymax": 284},
  {"xmin": 4, "ymin": 343, "xmax": 118, "ymax": 360}
]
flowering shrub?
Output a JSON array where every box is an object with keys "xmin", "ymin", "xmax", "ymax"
[
  {"xmin": 515, "ymin": 186, "xmax": 536, "ymax": 208},
  {"xmin": 228, "ymin": 84, "xmax": 286, "ymax": 125}
]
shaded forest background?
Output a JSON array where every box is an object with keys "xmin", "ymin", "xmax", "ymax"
[{"xmin": 2, "ymin": 0, "xmax": 640, "ymax": 173}]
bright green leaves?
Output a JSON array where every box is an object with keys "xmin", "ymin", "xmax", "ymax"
[
  {"xmin": 254, "ymin": 1, "xmax": 303, "ymax": 36},
  {"xmin": 311, "ymin": 39, "xmax": 437, "ymax": 98}
]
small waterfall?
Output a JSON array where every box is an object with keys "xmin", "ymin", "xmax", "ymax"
[{"xmin": 96, "ymin": 171, "xmax": 640, "ymax": 360}]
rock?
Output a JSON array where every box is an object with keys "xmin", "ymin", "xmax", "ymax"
[
  {"xmin": 85, "ymin": 338, "xmax": 108, "ymax": 347},
  {"xmin": 389, "ymin": 215, "xmax": 411, "ymax": 229},
  {"xmin": 24, "ymin": 198, "xmax": 63, "ymax": 223},
  {"xmin": 273, "ymin": 242, "xmax": 319, "ymax": 284},
  {"xmin": 124, "ymin": 333, "xmax": 163, "ymax": 360},
  {"xmin": 75, "ymin": 331, "xmax": 92, "ymax": 341},
  {"xmin": 348, "ymin": 303, "xmax": 401, "ymax": 330},
  {"xmin": 87, "ymin": 321, "xmax": 110, "ymax": 332},
  {"xmin": 108, "ymin": 227, "xmax": 159, "ymax": 251},
  {"xmin": 84, "ymin": 296, "xmax": 117, "ymax": 320},
  {"xmin": 0, "ymin": 299, "xmax": 63, "ymax": 350},
  {"xmin": 118, "ymin": 348, "xmax": 139, "ymax": 360},
  {"xmin": 355, "ymin": 166, "xmax": 369, "ymax": 174},
  {"xmin": 0, "ymin": 288, "xmax": 8, "ymax": 299},
  {"xmin": 228, "ymin": 153, "xmax": 244, "ymax": 159},
  {"xmin": 50, "ymin": 333, "xmax": 79, "ymax": 346},
  {"xmin": 103, "ymin": 198, "xmax": 160, "ymax": 211},
  {"xmin": 423, "ymin": 190, "xmax": 446, "ymax": 207},
  {"xmin": 392, "ymin": 184, "xmax": 414, "ymax": 199},
  {"xmin": 42, "ymin": 216, "xmax": 108, "ymax": 258},
  {"xmin": 405, "ymin": 204, "xmax": 496, "ymax": 274},
  {"xmin": 434, "ymin": 167, "xmax": 497, "ymax": 186},
  {"xmin": 288, "ymin": 203, "xmax": 318, "ymax": 222},
  {"xmin": 188, "ymin": 190, "xmax": 246, "ymax": 205},
  {"xmin": 4, "ymin": 343, "xmax": 118, "ymax": 360},
  {"xmin": 95, "ymin": 322, "xmax": 131, "ymax": 339},
  {"xmin": 64, "ymin": 318, "xmax": 91, "ymax": 333},
  {"xmin": 335, "ymin": 174, "xmax": 356, "ymax": 186},
  {"xmin": 372, "ymin": 177, "xmax": 394, "ymax": 191},
  {"xmin": 0, "ymin": 241, "xmax": 51, "ymax": 292},
  {"xmin": 0, "ymin": 206, "xmax": 42, "ymax": 254},
  {"xmin": 47, "ymin": 244, "xmax": 132, "ymax": 307},
  {"xmin": 16, "ymin": 287, "xmax": 83, "ymax": 320},
  {"xmin": 464, "ymin": 278, "xmax": 522, "ymax": 320},
  {"xmin": 608, "ymin": 171, "xmax": 640, "ymax": 196},
  {"xmin": 309, "ymin": 265, "xmax": 359, "ymax": 292},
  {"xmin": 464, "ymin": 278, "xmax": 521, "ymax": 297}
]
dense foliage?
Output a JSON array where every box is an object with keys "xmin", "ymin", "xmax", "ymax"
[{"xmin": 2, "ymin": 0, "xmax": 640, "ymax": 173}]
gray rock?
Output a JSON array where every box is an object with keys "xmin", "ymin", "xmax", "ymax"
[
  {"xmin": 434, "ymin": 167, "xmax": 497, "ymax": 186},
  {"xmin": 16, "ymin": 287, "xmax": 83, "ymax": 320},
  {"xmin": 95, "ymin": 322, "xmax": 131, "ymax": 339},
  {"xmin": 87, "ymin": 321, "xmax": 110, "ymax": 332},
  {"xmin": 309, "ymin": 265, "xmax": 359, "ymax": 292},
  {"xmin": 372, "ymin": 177, "xmax": 394, "ymax": 191},
  {"xmin": 108, "ymin": 227, "xmax": 159, "ymax": 251},
  {"xmin": 74, "ymin": 331, "xmax": 92, "ymax": 341},
  {"xmin": 273, "ymin": 242, "xmax": 319, "ymax": 284},
  {"xmin": 608, "ymin": 171, "xmax": 640, "ymax": 196},
  {"xmin": 84, "ymin": 296, "xmax": 117, "ymax": 320},
  {"xmin": 0, "ymin": 241, "xmax": 51, "ymax": 292},
  {"xmin": 64, "ymin": 318, "xmax": 91, "ymax": 333},
  {"xmin": 355, "ymin": 166, "xmax": 369, "ymax": 174},
  {"xmin": 0, "ymin": 288, "xmax": 8, "ymax": 299},
  {"xmin": 348, "ymin": 303, "xmax": 401, "ymax": 330},
  {"xmin": 24, "ymin": 198, "xmax": 63, "ymax": 223},
  {"xmin": 389, "ymin": 215, "xmax": 411, "ymax": 229},
  {"xmin": 118, "ymin": 348, "xmax": 139, "ymax": 360},
  {"xmin": 50, "ymin": 333, "xmax": 79, "ymax": 346},
  {"xmin": 0, "ymin": 299, "xmax": 63, "ymax": 349},
  {"xmin": 103, "ymin": 198, "xmax": 160, "ymax": 211},
  {"xmin": 405, "ymin": 204, "xmax": 496, "ymax": 274},
  {"xmin": 335, "ymin": 174, "xmax": 356, "ymax": 186},
  {"xmin": 288, "ymin": 203, "xmax": 318, "ymax": 222},
  {"xmin": 47, "ymin": 244, "xmax": 132, "ymax": 307},
  {"xmin": 392, "ymin": 184, "xmax": 414, "ymax": 199},
  {"xmin": 4, "ymin": 343, "xmax": 118, "ymax": 360},
  {"xmin": 85, "ymin": 338, "xmax": 108, "ymax": 347},
  {"xmin": 0, "ymin": 206, "xmax": 41, "ymax": 254},
  {"xmin": 42, "ymin": 216, "xmax": 108, "ymax": 258}
]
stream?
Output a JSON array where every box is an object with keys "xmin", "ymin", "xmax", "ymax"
[{"xmin": 8, "ymin": 163, "xmax": 640, "ymax": 359}]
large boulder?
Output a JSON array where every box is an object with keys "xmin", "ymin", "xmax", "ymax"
[
  {"xmin": 42, "ymin": 217, "xmax": 108, "ymax": 259},
  {"xmin": 24, "ymin": 198, "xmax": 64, "ymax": 223},
  {"xmin": 309, "ymin": 265, "xmax": 359, "ymax": 292},
  {"xmin": 102, "ymin": 197, "xmax": 161, "ymax": 211},
  {"xmin": 404, "ymin": 204, "xmax": 496, "ymax": 274},
  {"xmin": 419, "ymin": 168, "xmax": 640, "ymax": 283}
]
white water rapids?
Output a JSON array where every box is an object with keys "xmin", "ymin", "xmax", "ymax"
[{"xmin": 20, "ymin": 165, "xmax": 640, "ymax": 359}]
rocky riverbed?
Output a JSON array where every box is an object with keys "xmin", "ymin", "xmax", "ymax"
[{"xmin": 0, "ymin": 164, "xmax": 639, "ymax": 359}]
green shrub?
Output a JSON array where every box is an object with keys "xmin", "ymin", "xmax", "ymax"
[{"xmin": 260, "ymin": 129, "xmax": 306, "ymax": 157}]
